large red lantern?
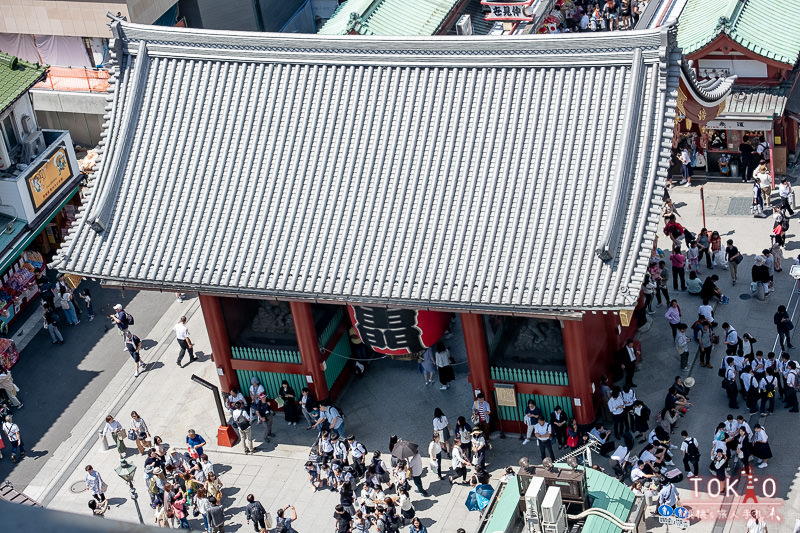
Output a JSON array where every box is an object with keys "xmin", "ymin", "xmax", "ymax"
[{"xmin": 347, "ymin": 306, "xmax": 451, "ymax": 356}]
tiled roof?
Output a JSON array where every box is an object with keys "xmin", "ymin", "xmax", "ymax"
[
  {"xmin": 719, "ymin": 84, "xmax": 790, "ymax": 120},
  {"xmin": 677, "ymin": 0, "xmax": 800, "ymax": 65},
  {"xmin": 319, "ymin": 0, "xmax": 461, "ymax": 35},
  {"xmin": 56, "ymin": 21, "xmax": 683, "ymax": 315},
  {"xmin": 0, "ymin": 52, "xmax": 47, "ymax": 115}
]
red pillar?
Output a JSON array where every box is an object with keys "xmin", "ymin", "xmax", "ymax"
[
  {"xmin": 561, "ymin": 319, "xmax": 594, "ymax": 425},
  {"xmin": 460, "ymin": 313, "xmax": 494, "ymax": 412},
  {"xmin": 290, "ymin": 301, "xmax": 329, "ymax": 401},
  {"xmin": 198, "ymin": 294, "xmax": 236, "ymax": 393}
]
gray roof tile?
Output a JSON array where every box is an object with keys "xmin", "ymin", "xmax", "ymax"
[{"xmin": 58, "ymin": 21, "xmax": 684, "ymax": 314}]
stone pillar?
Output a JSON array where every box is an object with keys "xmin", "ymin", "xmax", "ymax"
[
  {"xmin": 198, "ymin": 294, "xmax": 235, "ymax": 393},
  {"xmin": 561, "ymin": 319, "xmax": 594, "ymax": 425},
  {"xmin": 290, "ymin": 301, "xmax": 329, "ymax": 401}
]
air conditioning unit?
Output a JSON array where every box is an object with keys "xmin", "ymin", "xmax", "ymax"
[
  {"xmin": 456, "ymin": 14, "xmax": 473, "ymax": 35},
  {"xmin": 525, "ymin": 476, "xmax": 547, "ymax": 533},
  {"xmin": 21, "ymin": 130, "xmax": 45, "ymax": 163},
  {"xmin": 540, "ymin": 486, "xmax": 564, "ymax": 524}
]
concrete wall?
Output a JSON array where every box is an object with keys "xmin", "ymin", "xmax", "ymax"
[
  {"xmin": 0, "ymin": 0, "xmax": 128, "ymax": 38},
  {"xmin": 34, "ymin": 110, "xmax": 103, "ymax": 147},
  {"xmin": 127, "ymin": 0, "xmax": 176, "ymax": 23}
]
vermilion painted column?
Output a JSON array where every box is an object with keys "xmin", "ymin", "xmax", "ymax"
[
  {"xmin": 198, "ymin": 294, "xmax": 236, "ymax": 393},
  {"xmin": 562, "ymin": 319, "xmax": 594, "ymax": 425},
  {"xmin": 460, "ymin": 313, "xmax": 494, "ymax": 412},
  {"xmin": 290, "ymin": 301, "xmax": 329, "ymax": 401}
]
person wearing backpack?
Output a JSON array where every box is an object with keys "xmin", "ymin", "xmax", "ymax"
[
  {"xmin": 110, "ymin": 304, "xmax": 132, "ymax": 335},
  {"xmin": 347, "ymin": 435, "xmax": 367, "ymax": 477},
  {"xmin": 679, "ymin": 430, "xmax": 701, "ymax": 478},
  {"xmin": 276, "ymin": 504, "xmax": 298, "ymax": 533},
  {"xmin": 245, "ymin": 493, "xmax": 270, "ymax": 533},
  {"xmin": 760, "ymin": 368, "xmax": 778, "ymax": 415},
  {"xmin": 232, "ymin": 401, "xmax": 254, "ymax": 454}
]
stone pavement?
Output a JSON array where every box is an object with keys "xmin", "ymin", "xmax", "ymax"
[
  {"xmin": 27, "ymin": 180, "xmax": 800, "ymax": 533},
  {"xmin": 29, "ymin": 297, "xmax": 531, "ymax": 532},
  {"xmin": 637, "ymin": 180, "xmax": 800, "ymax": 533}
]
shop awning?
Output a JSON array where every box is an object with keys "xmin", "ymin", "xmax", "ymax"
[
  {"xmin": 706, "ymin": 84, "xmax": 790, "ymax": 129},
  {"xmin": 0, "ymin": 186, "xmax": 79, "ymax": 274}
]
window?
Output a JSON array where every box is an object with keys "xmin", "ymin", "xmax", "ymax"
[{"xmin": 1, "ymin": 114, "xmax": 18, "ymax": 151}]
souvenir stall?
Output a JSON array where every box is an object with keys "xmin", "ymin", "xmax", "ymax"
[{"xmin": 0, "ymin": 251, "xmax": 45, "ymax": 332}]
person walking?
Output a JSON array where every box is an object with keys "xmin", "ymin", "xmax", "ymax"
[
  {"xmin": 279, "ymin": 381, "xmax": 301, "ymax": 427},
  {"xmin": 130, "ymin": 411, "xmax": 151, "ymax": 455},
  {"xmin": 751, "ymin": 425, "xmax": 772, "ymax": 469},
  {"xmin": 232, "ymin": 401, "xmax": 254, "ymax": 454},
  {"xmin": 42, "ymin": 303, "xmax": 64, "ymax": 344},
  {"xmin": 207, "ymin": 496, "xmax": 225, "ymax": 533},
  {"xmin": 785, "ymin": 361, "xmax": 799, "ymax": 412},
  {"xmin": 2, "ymin": 414, "xmax": 23, "ymax": 462},
  {"xmin": 449, "ymin": 437, "xmax": 468, "ymax": 484},
  {"xmin": 81, "ymin": 288, "xmax": 95, "ymax": 321},
  {"xmin": 103, "ymin": 415, "xmax": 126, "ymax": 457},
  {"xmin": 419, "ymin": 346, "xmax": 436, "ymax": 386},
  {"xmin": 722, "ymin": 323, "xmax": 739, "ymax": 356},
  {"xmin": 434, "ymin": 342, "xmax": 455, "ymax": 390},
  {"xmin": 752, "ymin": 257, "xmax": 771, "ymax": 300},
  {"xmin": 655, "ymin": 260, "xmax": 670, "ymax": 306},
  {"xmin": 670, "ymin": 247, "xmax": 687, "ymax": 291},
  {"xmin": 642, "ymin": 274, "xmax": 656, "ymax": 314},
  {"xmin": 123, "ymin": 330, "xmax": 145, "ymax": 377},
  {"xmin": 0, "ymin": 367, "xmax": 22, "ymax": 408},
  {"xmin": 779, "ymin": 178, "xmax": 794, "ymax": 215},
  {"xmin": 679, "ymin": 431, "xmax": 700, "ymax": 477},
  {"xmin": 85, "ymin": 465, "xmax": 106, "ymax": 502},
  {"xmin": 726, "ymin": 240, "xmax": 743, "ymax": 285},
  {"xmin": 698, "ymin": 321, "xmax": 714, "ymax": 369},
  {"xmin": 110, "ymin": 304, "xmax": 132, "ymax": 335},
  {"xmin": 665, "ymin": 300, "xmax": 682, "ymax": 340},
  {"xmin": 432, "ymin": 408, "xmax": 450, "ymax": 457},
  {"xmin": 551, "ymin": 406, "xmax": 568, "ymax": 450},
  {"xmin": 675, "ymin": 324, "xmax": 691, "ymax": 371},
  {"xmin": 255, "ymin": 392, "xmax": 275, "ymax": 443},
  {"xmin": 696, "ymin": 228, "xmax": 713, "ymax": 269},
  {"xmin": 299, "ymin": 387, "xmax": 315, "ymax": 429},
  {"xmin": 427, "ymin": 433, "xmax": 443, "ymax": 479},
  {"xmin": 173, "ymin": 315, "xmax": 197, "ymax": 367},
  {"xmin": 245, "ymin": 494, "xmax": 269, "ymax": 533},
  {"xmin": 774, "ymin": 305, "xmax": 794, "ymax": 350}
]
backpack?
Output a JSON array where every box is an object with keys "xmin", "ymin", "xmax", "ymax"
[
  {"xmin": 125, "ymin": 312, "xmax": 135, "ymax": 325},
  {"xmin": 759, "ymin": 142, "xmax": 770, "ymax": 161},
  {"xmin": 764, "ymin": 377, "xmax": 776, "ymax": 397},
  {"xmin": 685, "ymin": 438, "xmax": 700, "ymax": 459},
  {"xmin": 277, "ymin": 517, "xmax": 290, "ymax": 533}
]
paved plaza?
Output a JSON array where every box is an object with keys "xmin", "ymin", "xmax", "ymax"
[{"xmin": 3, "ymin": 180, "xmax": 798, "ymax": 533}]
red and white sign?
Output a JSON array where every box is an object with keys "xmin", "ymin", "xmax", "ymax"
[{"xmin": 481, "ymin": 0, "xmax": 535, "ymax": 21}]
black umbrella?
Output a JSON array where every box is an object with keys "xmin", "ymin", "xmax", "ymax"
[{"xmin": 391, "ymin": 440, "xmax": 419, "ymax": 459}]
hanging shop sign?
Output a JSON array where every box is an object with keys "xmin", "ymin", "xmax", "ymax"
[
  {"xmin": 347, "ymin": 306, "xmax": 451, "ymax": 356},
  {"xmin": 480, "ymin": 0, "xmax": 535, "ymax": 21},
  {"xmin": 705, "ymin": 119, "xmax": 772, "ymax": 131},
  {"xmin": 26, "ymin": 145, "xmax": 73, "ymax": 211}
]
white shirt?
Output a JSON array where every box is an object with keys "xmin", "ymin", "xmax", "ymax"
[
  {"xmin": 780, "ymin": 182, "xmax": 791, "ymax": 198},
  {"xmin": 608, "ymin": 396, "xmax": 624, "ymax": 415},
  {"xmin": 433, "ymin": 416, "xmax": 449, "ymax": 432},
  {"xmin": 630, "ymin": 466, "xmax": 646, "ymax": 482},
  {"xmin": 85, "ymin": 470, "xmax": 104, "ymax": 493},
  {"xmin": 621, "ymin": 389, "xmax": 636, "ymax": 407},
  {"xmin": 679, "ymin": 437, "xmax": 698, "ymax": 454},
  {"xmin": 102, "ymin": 420, "xmax": 123, "ymax": 437},
  {"xmin": 640, "ymin": 449, "xmax": 658, "ymax": 465},
  {"xmin": 533, "ymin": 422, "xmax": 551, "ymax": 441},
  {"xmin": 752, "ymin": 429, "xmax": 768, "ymax": 443},
  {"xmin": 698, "ymin": 304, "xmax": 713, "ymax": 322},
  {"xmin": 2, "ymin": 421, "xmax": 20, "ymax": 441},
  {"xmin": 738, "ymin": 421, "xmax": 753, "ymax": 438},
  {"xmin": 174, "ymin": 322, "xmax": 190, "ymax": 340},
  {"xmin": 724, "ymin": 419, "xmax": 740, "ymax": 437}
]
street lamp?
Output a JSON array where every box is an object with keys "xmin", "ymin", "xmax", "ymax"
[{"xmin": 115, "ymin": 458, "xmax": 143, "ymax": 524}]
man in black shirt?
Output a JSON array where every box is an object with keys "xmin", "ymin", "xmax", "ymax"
[{"xmin": 739, "ymin": 135, "xmax": 755, "ymax": 182}]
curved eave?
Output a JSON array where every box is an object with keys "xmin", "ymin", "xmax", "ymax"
[{"xmin": 679, "ymin": 59, "xmax": 735, "ymax": 107}]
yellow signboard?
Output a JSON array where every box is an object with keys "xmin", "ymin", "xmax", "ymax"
[{"xmin": 27, "ymin": 146, "xmax": 72, "ymax": 210}]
